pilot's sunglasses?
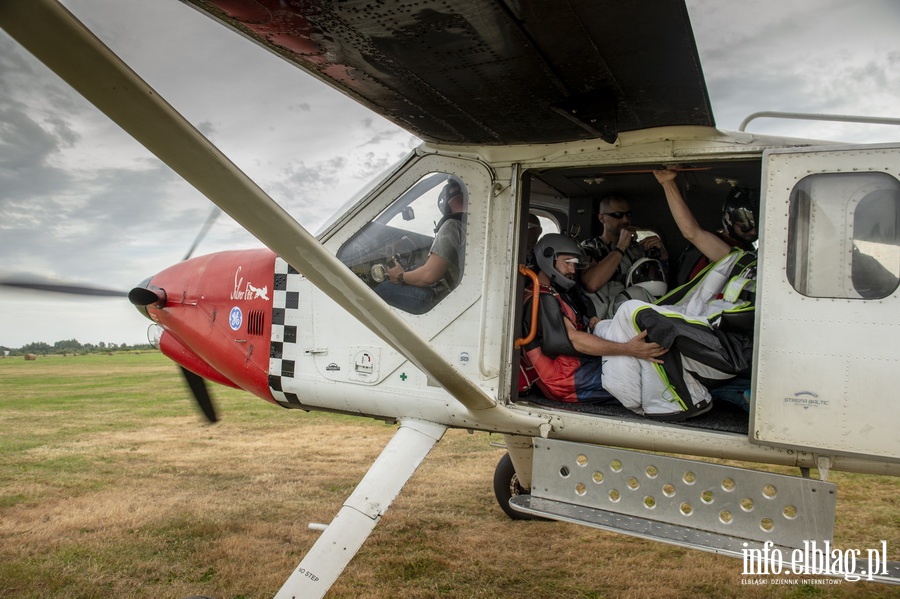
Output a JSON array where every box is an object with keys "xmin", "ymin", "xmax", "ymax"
[{"xmin": 602, "ymin": 211, "xmax": 632, "ymax": 219}]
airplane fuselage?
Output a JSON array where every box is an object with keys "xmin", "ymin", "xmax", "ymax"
[{"xmin": 139, "ymin": 126, "xmax": 900, "ymax": 478}]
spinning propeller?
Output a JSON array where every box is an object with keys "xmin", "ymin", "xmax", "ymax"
[
  {"xmin": 0, "ymin": 277, "xmax": 127, "ymax": 297},
  {"xmin": 178, "ymin": 367, "xmax": 218, "ymax": 425},
  {"xmin": 0, "ymin": 209, "xmax": 223, "ymax": 424}
]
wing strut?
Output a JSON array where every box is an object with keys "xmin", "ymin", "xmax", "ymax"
[{"xmin": 275, "ymin": 419, "xmax": 447, "ymax": 599}]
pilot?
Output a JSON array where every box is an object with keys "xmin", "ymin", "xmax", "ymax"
[
  {"xmin": 521, "ymin": 233, "xmax": 666, "ymax": 403},
  {"xmin": 667, "ymin": 178, "xmax": 759, "ymax": 285},
  {"xmin": 579, "ymin": 194, "xmax": 668, "ymax": 319},
  {"xmin": 376, "ymin": 179, "xmax": 467, "ymax": 314}
]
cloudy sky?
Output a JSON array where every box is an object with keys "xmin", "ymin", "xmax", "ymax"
[{"xmin": 1, "ymin": 0, "xmax": 898, "ymax": 349}]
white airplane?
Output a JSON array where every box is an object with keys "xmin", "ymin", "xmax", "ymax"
[{"xmin": 1, "ymin": 1, "xmax": 897, "ymax": 596}]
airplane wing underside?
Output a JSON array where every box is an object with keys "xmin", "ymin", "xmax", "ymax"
[{"xmin": 180, "ymin": 0, "xmax": 714, "ymax": 145}]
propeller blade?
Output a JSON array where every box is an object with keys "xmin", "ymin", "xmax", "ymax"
[
  {"xmin": 183, "ymin": 206, "xmax": 222, "ymax": 261},
  {"xmin": 0, "ymin": 0, "xmax": 524, "ymax": 420},
  {"xmin": 0, "ymin": 276, "xmax": 127, "ymax": 297},
  {"xmin": 178, "ymin": 366, "xmax": 218, "ymax": 424}
]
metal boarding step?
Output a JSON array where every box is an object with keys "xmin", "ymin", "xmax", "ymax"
[{"xmin": 510, "ymin": 439, "xmax": 900, "ymax": 584}]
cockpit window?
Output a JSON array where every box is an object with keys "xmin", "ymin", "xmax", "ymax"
[
  {"xmin": 787, "ymin": 172, "xmax": 900, "ymax": 299},
  {"xmin": 337, "ymin": 173, "xmax": 468, "ymax": 314}
]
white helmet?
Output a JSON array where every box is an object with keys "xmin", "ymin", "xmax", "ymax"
[{"xmin": 626, "ymin": 257, "xmax": 667, "ymax": 298}]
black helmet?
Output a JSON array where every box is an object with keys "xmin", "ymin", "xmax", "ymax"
[
  {"xmin": 533, "ymin": 233, "xmax": 586, "ymax": 291},
  {"xmin": 722, "ymin": 187, "xmax": 759, "ymax": 242},
  {"xmin": 437, "ymin": 179, "xmax": 465, "ymax": 217}
]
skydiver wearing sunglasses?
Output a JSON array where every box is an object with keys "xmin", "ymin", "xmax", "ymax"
[{"xmin": 580, "ymin": 194, "xmax": 669, "ymax": 319}]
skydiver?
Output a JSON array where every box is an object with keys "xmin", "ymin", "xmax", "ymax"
[
  {"xmin": 520, "ymin": 233, "xmax": 666, "ymax": 403},
  {"xmin": 652, "ymin": 168, "xmax": 758, "ymax": 411},
  {"xmin": 579, "ymin": 194, "xmax": 669, "ymax": 318},
  {"xmin": 654, "ymin": 169, "xmax": 758, "ymax": 285}
]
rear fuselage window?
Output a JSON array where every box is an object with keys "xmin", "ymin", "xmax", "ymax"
[{"xmin": 787, "ymin": 172, "xmax": 900, "ymax": 299}]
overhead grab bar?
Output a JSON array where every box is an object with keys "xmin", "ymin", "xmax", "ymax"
[{"xmin": 739, "ymin": 111, "xmax": 900, "ymax": 132}]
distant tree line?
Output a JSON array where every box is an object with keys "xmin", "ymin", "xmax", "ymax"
[{"xmin": 0, "ymin": 339, "xmax": 156, "ymax": 356}]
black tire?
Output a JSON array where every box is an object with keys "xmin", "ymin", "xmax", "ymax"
[{"xmin": 492, "ymin": 452, "xmax": 539, "ymax": 520}]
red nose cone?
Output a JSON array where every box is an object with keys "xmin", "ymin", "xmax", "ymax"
[{"xmin": 142, "ymin": 248, "xmax": 278, "ymax": 403}]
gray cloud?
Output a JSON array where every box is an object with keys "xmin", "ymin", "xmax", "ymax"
[
  {"xmin": 686, "ymin": 0, "xmax": 900, "ymax": 141},
  {"xmin": 0, "ymin": 109, "xmax": 71, "ymax": 193}
]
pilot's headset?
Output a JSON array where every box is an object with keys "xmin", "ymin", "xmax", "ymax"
[
  {"xmin": 533, "ymin": 233, "xmax": 587, "ymax": 292},
  {"xmin": 626, "ymin": 257, "xmax": 668, "ymax": 298},
  {"xmin": 722, "ymin": 187, "xmax": 759, "ymax": 242}
]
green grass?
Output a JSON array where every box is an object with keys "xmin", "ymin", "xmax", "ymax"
[{"xmin": 0, "ymin": 352, "xmax": 896, "ymax": 599}]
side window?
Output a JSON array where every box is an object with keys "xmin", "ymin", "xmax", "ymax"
[
  {"xmin": 337, "ymin": 173, "xmax": 468, "ymax": 314},
  {"xmin": 787, "ymin": 172, "xmax": 900, "ymax": 298}
]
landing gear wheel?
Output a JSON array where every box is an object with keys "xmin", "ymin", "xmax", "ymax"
[{"xmin": 492, "ymin": 452, "xmax": 538, "ymax": 520}]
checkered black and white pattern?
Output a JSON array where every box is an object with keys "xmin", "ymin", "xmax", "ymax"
[{"xmin": 269, "ymin": 258, "xmax": 304, "ymax": 408}]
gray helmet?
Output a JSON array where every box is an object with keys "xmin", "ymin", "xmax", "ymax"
[{"xmin": 533, "ymin": 233, "xmax": 586, "ymax": 291}]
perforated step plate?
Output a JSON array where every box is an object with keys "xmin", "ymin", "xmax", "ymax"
[
  {"xmin": 513, "ymin": 440, "xmax": 900, "ymax": 583},
  {"xmin": 513, "ymin": 439, "xmax": 836, "ymax": 552}
]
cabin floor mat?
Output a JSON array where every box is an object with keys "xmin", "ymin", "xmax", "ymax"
[{"xmin": 520, "ymin": 395, "xmax": 749, "ymax": 435}]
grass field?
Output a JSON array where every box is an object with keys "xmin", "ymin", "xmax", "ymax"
[{"xmin": 0, "ymin": 352, "xmax": 897, "ymax": 599}]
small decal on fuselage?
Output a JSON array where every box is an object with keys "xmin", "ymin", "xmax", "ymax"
[
  {"xmin": 783, "ymin": 391, "xmax": 828, "ymax": 408},
  {"xmin": 229, "ymin": 306, "xmax": 243, "ymax": 330},
  {"xmin": 231, "ymin": 266, "xmax": 270, "ymax": 301}
]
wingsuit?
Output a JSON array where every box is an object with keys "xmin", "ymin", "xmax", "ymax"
[{"xmin": 596, "ymin": 249, "xmax": 756, "ymax": 420}]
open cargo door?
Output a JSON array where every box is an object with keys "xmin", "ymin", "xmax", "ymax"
[{"xmin": 753, "ymin": 145, "xmax": 900, "ymax": 462}]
